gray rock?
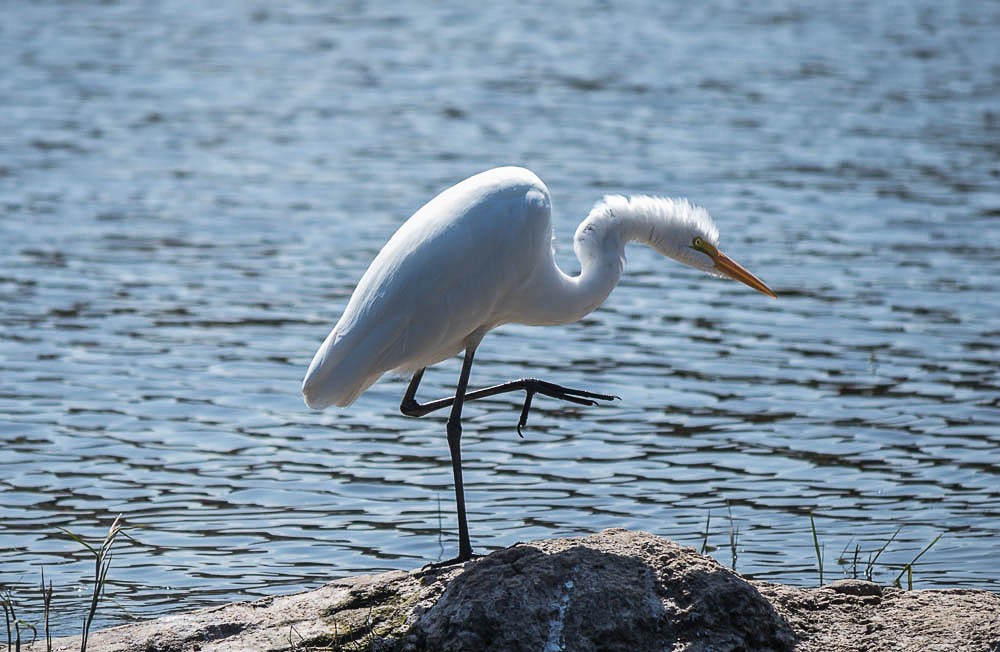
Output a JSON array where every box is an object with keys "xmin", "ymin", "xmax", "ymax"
[
  {"xmin": 410, "ymin": 529, "xmax": 794, "ymax": 652},
  {"xmin": 27, "ymin": 529, "xmax": 1000, "ymax": 652}
]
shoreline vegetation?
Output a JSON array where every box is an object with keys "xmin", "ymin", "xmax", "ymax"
[{"xmin": 5, "ymin": 526, "xmax": 997, "ymax": 652}]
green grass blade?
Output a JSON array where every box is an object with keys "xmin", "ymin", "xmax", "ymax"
[
  {"xmin": 893, "ymin": 533, "xmax": 943, "ymax": 588},
  {"xmin": 810, "ymin": 513, "xmax": 824, "ymax": 586}
]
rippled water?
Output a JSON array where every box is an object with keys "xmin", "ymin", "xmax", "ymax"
[{"xmin": 2, "ymin": 0, "xmax": 998, "ymax": 636}]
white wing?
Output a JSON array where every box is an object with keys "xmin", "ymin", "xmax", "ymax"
[{"xmin": 302, "ymin": 167, "xmax": 553, "ymax": 408}]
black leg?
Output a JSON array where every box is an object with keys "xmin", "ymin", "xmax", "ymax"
[
  {"xmin": 400, "ymin": 358, "xmax": 617, "ymax": 566},
  {"xmin": 446, "ymin": 348, "xmax": 476, "ymax": 563},
  {"xmin": 401, "ymin": 371, "xmax": 617, "ymax": 431}
]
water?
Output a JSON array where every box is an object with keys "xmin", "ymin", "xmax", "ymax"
[{"xmin": 2, "ymin": 0, "xmax": 998, "ymax": 636}]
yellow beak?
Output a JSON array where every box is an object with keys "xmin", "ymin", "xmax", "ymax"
[{"xmin": 710, "ymin": 248, "xmax": 777, "ymax": 298}]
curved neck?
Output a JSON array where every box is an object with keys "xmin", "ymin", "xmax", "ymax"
[
  {"xmin": 519, "ymin": 249, "xmax": 622, "ymax": 327},
  {"xmin": 518, "ymin": 197, "xmax": 689, "ymax": 326}
]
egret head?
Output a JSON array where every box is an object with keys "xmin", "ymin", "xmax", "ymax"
[
  {"xmin": 687, "ymin": 233, "xmax": 776, "ymax": 297},
  {"xmin": 586, "ymin": 195, "xmax": 776, "ymax": 298}
]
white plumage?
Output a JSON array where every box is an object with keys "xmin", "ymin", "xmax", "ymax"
[
  {"xmin": 302, "ymin": 166, "xmax": 771, "ymax": 409},
  {"xmin": 302, "ymin": 167, "xmax": 552, "ymax": 408},
  {"xmin": 301, "ymin": 166, "xmax": 775, "ymax": 562}
]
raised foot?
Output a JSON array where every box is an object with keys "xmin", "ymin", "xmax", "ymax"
[
  {"xmin": 516, "ymin": 378, "xmax": 619, "ymax": 437},
  {"xmin": 397, "ymin": 371, "xmax": 618, "ymax": 434}
]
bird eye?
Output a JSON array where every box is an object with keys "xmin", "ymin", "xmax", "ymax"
[{"xmin": 692, "ymin": 237, "xmax": 704, "ymax": 251}]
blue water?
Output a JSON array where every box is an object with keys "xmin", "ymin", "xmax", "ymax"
[{"xmin": 1, "ymin": 0, "xmax": 998, "ymax": 636}]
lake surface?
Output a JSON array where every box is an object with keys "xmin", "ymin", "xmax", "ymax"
[{"xmin": 2, "ymin": 0, "xmax": 998, "ymax": 636}]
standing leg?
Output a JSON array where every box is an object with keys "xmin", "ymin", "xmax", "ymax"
[
  {"xmin": 447, "ymin": 346, "xmax": 477, "ymax": 562},
  {"xmin": 400, "ymin": 349, "xmax": 616, "ymax": 564}
]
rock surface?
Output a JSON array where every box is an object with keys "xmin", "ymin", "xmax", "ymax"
[
  {"xmin": 29, "ymin": 529, "xmax": 999, "ymax": 652},
  {"xmin": 414, "ymin": 531, "xmax": 793, "ymax": 652}
]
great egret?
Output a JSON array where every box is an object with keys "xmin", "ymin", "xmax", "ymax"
[{"xmin": 302, "ymin": 166, "xmax": 775, "ymax": 563}]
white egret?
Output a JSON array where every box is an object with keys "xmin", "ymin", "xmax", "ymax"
[{"xmin": 302, "ymin": 166, "xmax": 775, "ymax": 563}]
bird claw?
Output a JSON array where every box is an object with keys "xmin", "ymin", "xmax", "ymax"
[
  {"xmin": 514, "ymin": 382, "xmax": 617, "ymax": 437},
  {"xmin": 422, "ymin": 554, "xmax": 480, "ymax": 570},
  {"xmin": 516, "ymin": 390, "xmax": 535, "ymax": 438}
]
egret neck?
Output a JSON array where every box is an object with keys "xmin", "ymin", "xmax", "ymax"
[{"xmin": 516, "ymin": 194, "xmax": 723, "ymax": 326}]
